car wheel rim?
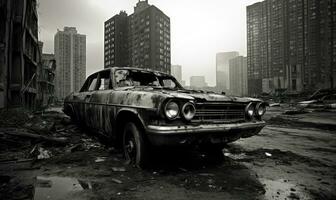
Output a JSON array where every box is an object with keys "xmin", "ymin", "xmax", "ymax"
[{"xmin": 124, "ymin": 130, "xmax": 136, "ymax": 163}]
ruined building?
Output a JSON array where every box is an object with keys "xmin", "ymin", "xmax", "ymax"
[
  {"xmin": 54, "ymin": 27, "xmax": 86, "ymax": 100},
  {"xmin": 247, "ymin": 0, "xmax": 336, "ymax": 95},
  {"xmin": 38, "ymin": 43, "xmax": 56, "ymax": 107},
  {"xmin": 104, "ymin": 0, "xmax": 171, "ymax": 74},
  {"xmin": 0, "ymin": 0, "xmax": 39, "ymax": 109}
]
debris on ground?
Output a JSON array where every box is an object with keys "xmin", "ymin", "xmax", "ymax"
[
  {"xmin": 269, "ymin": 103, "xmax": 281, "ymax": 107},
  {"xmin": 2, "ymin": 128, "xmax": 68, "ymax": 144},
  {"xmin": 66, "ymin": 144, "xmax": 85, "ymax": 153},
  {"xmin": 283, "ymin": 109, "xmax": 309, "ymax": 115},
  {"xmin": 112, "ymin": 167, "xmax": 126, "ymax": 172},
  {"xmin": 95, "ymin": 157, "xmax": 106, "ymax": 163},
  {"xmin": 1, "ymin": 105, "xmax": 336, "ymax": 200},
  {"xmin": 111, "ymin": 178, "xmax": 123, "ymax": 184},
  {"xmin": 37, "ymin": 147, "xmax": 52, "ymax": 160}
]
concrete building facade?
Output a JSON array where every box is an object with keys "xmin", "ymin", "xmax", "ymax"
[
  {"xmin": 104, "ymin": 0, "xmax": 171, "ymax": 74},
  {"xmin": 247, "ymin": 0, "xmax": 336, "ymax": 95},
  {"xmin": 229, "ymin": 56, "xmax": 248, "ymax": 96},
  {"xmin": 38, "ymin": 53, "xmax": 56, "ymax": 107},
  {"xmin": 0, "ymin": 0, "xmax": 39, "ymax": 109},
  {"xmin": 216, "ymin": 52, "xmax": 239, "ymax": 92},
  {"xmin": 54, "ymin": 27, "xmax": 86, "ymax": 100},
  {"xmin": 171, "ymin": 65, "xmax": 182, "ymax": 84}
]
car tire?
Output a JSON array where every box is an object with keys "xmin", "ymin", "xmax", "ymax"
[{"xmin": 122, "ymin": 122, "xmax": 148, "ymax": 168}]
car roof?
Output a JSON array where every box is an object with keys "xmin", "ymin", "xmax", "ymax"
[{"xmin": 93, "ymin": 67, "xmax": 172, "ymax": 77}]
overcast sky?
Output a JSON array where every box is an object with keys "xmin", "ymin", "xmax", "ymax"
[{"xmin": 38, "ymin": 0, "xmax": 259, "ymax": 86}]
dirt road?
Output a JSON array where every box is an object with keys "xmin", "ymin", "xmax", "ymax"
[{"xmin": 0, "ymin": 108, "xmax": 335, "ymax": 200}]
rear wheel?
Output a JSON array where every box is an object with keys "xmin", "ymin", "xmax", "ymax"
[{"xmin": 122, "ymin": 122, "xmax": 148, "ymax": 168}]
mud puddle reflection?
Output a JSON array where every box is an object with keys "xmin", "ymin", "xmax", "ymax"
[
  {"xmin": 262, "ymin": 179, "xmax": 311, "ymax": 200},
  {"xmin": 34, "ymin": 176, "xmax": 92, "ymax": 200}
]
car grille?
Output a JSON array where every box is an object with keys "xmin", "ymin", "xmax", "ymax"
[{"xmin": 192, "ymin": 102, "xmax": 246, "ymax": 123}]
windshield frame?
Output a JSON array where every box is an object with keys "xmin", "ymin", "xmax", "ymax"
[{"xmin": 113, "ymin": 69, "xmax": 183, "ymax": 89}]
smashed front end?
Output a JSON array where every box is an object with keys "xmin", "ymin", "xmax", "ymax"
[{"xmin": 145, "ymin": 98, "xmax": 267, "ymax": 147}]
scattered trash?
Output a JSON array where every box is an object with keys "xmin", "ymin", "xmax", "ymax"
[
  {"xmin": 111, "ymin": 178, "xmax": 123, "ymax": 184},
  {"xmin": 207, "ymin": 179, "xmax": 214, "ymax": 184},
  {"xmin": 224, "ymin": 152, "xmax": 247, "ymax": 160},
  {"xmin": 208, "ymin": 184, "xmax": 216, "ymax": 189},
  {"xmin": 283, "ymin": 109, "xmax": 308, "ymax": 115},
  {"xmin": 37, "ymin": 147, "xmax": 52, "ymax": 159},
  {"xmin": 3, "ymin": 128, "xmax": 68, "ymax": 144},
  {"xmin": 112, "ymin": 167, "xmax": 126, "ymax": 172},
  {"xmin": 269, "ymin": 103, "xmax": 281, "ymax": 107},
  {"xmin": 82, "ymin": 139, "xmax": 102, "ymax": 149},
  {"xmin": 265, "ymin": 152, "xmax": 272, "ymax": 157},
  {"xmin": 178, "ymin": 167, "xmax": 188, "ymax": 172},
  {"xmin": 67, "ymin": 144, "xmax": 84, "ymax": 152},
  {"xmin": 95, "ymin": 157, "xmax": 106, "ymax": 163},
  {"xmin": 199, "ymin": 173, "xmax": 215, "ymax": 177},
  {"xmin": 326, "ymin": 103, "xmax": 336, "ymax": 109}
]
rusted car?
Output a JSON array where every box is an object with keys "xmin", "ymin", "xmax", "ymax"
[{"xmin": 63, "ymin": 67, "xmax": 267, "ymax": 167}]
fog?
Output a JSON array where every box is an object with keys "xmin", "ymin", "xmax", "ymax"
[{"xmin": 38, "ymin": 0, "xmax": 259, "ymax": 86}]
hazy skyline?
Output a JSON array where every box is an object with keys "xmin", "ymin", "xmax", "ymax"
[{"xmin": 38, "ymin": 0, "xmax": 259, "ymax": 86}]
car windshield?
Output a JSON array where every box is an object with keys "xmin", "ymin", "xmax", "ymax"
[{"xmin": 115, "ymin": 69, "xmax": 182, "ymax": 89}]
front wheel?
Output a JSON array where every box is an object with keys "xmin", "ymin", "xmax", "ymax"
[{"xmin": 122, "ymin": 122, "xmax": 148, "ymax": 168}]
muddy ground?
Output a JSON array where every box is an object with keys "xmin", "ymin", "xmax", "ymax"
[{"xmin": 0, "ymin": 106, "xmax": 335, "ymax": 200}]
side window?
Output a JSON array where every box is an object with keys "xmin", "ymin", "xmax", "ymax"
[
  {"xmin": 96, "ymin": 70, "xmax": 112, "ymax": 90},
  {"xmin": 88, "ymin": 78, "xmax": 98, "ymax": 91},
  {"xmin": 162, "ymin": 79, "xmax": 176, "ymax": 88},
  {"xmin": 80, "ymin": 75, "xmax": 97, "ymax": 92}
]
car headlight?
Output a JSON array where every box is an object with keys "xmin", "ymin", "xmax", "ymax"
[
  {"xmin": 256, "ymin": 103, "xmax": 266, "ymax": 116},
  {"xmin": 245, "ymin": 103, "xmax": 255, "ymax": 119},
  {"xmin": 181, "ymin": 102, "xmax": 196, "ymax": 121},
  {"xmin": 164, "ymin": 101, "xmax": 179, "ymax": 120}
]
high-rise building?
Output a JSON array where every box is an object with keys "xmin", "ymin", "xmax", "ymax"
[
  {"xmin": 54, "ymin": 27, "xmax": 86, "ymax": 100},
  {"xmin": 216, "ymin": 52, "xmax": 239, "ymax": 92},
  {"xmin": 190, "ymin": 76, "xmax": 207, "ymax": 89},
  {"xmin": 104, "ymin": 11, "xmax": 129, "ymax": 68},
  {"xmin": 171, "ymin": 65, "xmax": 182, "ymax": 84},
  {"xmin": 104, "ymin": 0, "xmax": 171, "ymax": 73},
  {"xmin": 247, "ymin": 0, "xmax": 336, "ymax": 95},
  {"xmin": 0, "ymin": 0, "xmax": 39, "ymax": 108},
  {"xmin": 229, "ymin": 56, "xmax": 248, "ymax": 96}
]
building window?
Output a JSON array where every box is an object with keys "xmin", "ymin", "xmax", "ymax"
[{"xmin": 292, "ymin": 79, "xmax": 297, "ymax": 90}]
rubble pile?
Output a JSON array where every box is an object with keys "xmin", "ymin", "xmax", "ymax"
[{"xmin": 0, "ymin": 108, "xmax": 103, "ymax": 163}]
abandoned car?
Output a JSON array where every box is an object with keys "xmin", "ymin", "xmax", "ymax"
[{"xmin": 63, "ymin": 67, "xmax": 267, "ymax": 167}]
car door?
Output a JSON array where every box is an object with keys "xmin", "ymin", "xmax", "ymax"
[
  {"xmin": 72, "ymin": 73, "xmax": 98, "ymax": 127},
  {"xmin": 89, "ymin": 70, "xmax": 113, "ymax": 134}
]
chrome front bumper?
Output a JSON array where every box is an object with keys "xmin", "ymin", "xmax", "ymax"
[{"xmin": 145, "ymin": 121, "xmax": 266, "ymax": 146}]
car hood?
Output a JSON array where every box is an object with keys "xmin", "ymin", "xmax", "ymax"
[{"xmin": 119, "ymin": 87, "xmax": 261, "ymax": 103}]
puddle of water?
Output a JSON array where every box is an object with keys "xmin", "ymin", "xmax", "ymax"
[
  {"xmin": 261, "ymin": 179, "xmax": 311, "ymax": 200},
  {"xmin": 34, "ymin": 176, "xmax": 91, "ymax": 200}
]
